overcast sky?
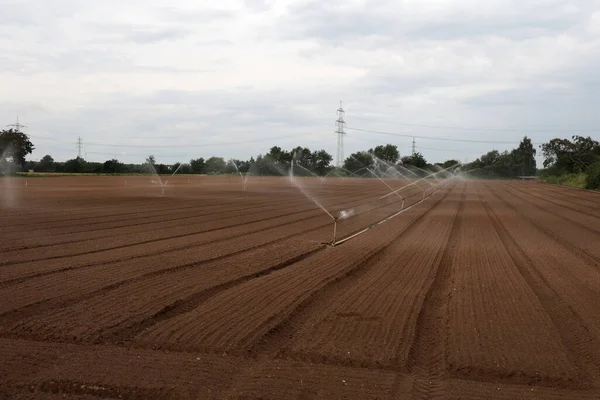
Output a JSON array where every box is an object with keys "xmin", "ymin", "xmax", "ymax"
[{"xmin": 1, "ymin": 0, "xmax": 599, "ymax": 166}]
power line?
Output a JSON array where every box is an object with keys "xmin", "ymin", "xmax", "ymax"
[
  {"xmin": 346, "ymin": 126, "xmax": 543, "ymax": 145},
  {"xmin": 349, "ymin": 115, "xmax": 600, "ymax": 133},
  {"xmin": 28, "ymin": 133, "xmax": 311, "ymax": 149}
]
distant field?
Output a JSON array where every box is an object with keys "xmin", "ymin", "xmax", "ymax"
[{"xmin": 1, "ymin": 175, "xmax": 600, "ymax": 399}]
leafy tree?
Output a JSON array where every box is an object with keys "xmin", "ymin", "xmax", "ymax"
[
  {"xmin": 204, "ymin": 157, "xmax": 227, "ymax": 174},
  {"xmin": 513, "ymin": 136, "xmax": 537, "ymax": 175},
  {"xmin": 102, "ymin": 159, "xmax": 124, "ymax": 173},
  {"xmin": 369, "ymin": 144, "xmax": 399, "ymax": 164},
  {"xmin": 178, "ymin": 163, "xmax": 193, "ymax": 174},
  {"xmin": 291, "ymin": 146, "xmax": 313, "ymax": 170},
  {"xmin": 156, "ymin": 163, "xmax": 169, "ymax": 174},
  {"xmin": 540, "ymin": 136, "xmax": 600, "ymax": 174},
  {"xmin": 343, "ymin": 152, "xmax": 374, "ymax": 173},
  {"xmin": 267, "ymin": 146, "xmax": 292, "ymax": 166},
  {"xmin": 63, "ymin": 157, "xmax": 85, "ymax": 173},
  {"xmin": 440, "ymin": 159, "xmax": 460, "ymax": 169},
  {"xmin": 35, "ymin": 155, "xmax": 55, "ymax": 172},
  {"xmin": 311, "ymin": 149, "xmax": 333, "ymax": 176},
  {"xmin": 0, "ymin": 128, "xmax": 34, "ymax": 169},
  {"xmin": 401, "ymin": 152, "xmax": 427, "ymax": 169},
  {"xmin": 478, "ymin": 150, "xmax": 501, "ymax": 167},
  {"xmin": 190, "ymin": 158, "xmax": 205, "ymax": 174},
  {"xmin": 586, "ymin": 158, "xmax": 600, "ymax": 190},
  {"xmin": 142, "ymin": 155, "xmax": 157, "ymax": 174},
  {"xmin": 225, "ymin": 160, "xmax": 239, "ymax": 174},
  {"xmin": 237, "ymin": 159, "xmax": 251, "ymax": 174}
]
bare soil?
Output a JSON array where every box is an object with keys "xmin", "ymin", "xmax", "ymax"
[{"xmin": 1, "ymin": 175, "xmax": 600, "ymax": 399}]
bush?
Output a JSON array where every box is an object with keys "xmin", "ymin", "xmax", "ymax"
[{"xmin": 586, "ymin": 160, "xmax": 600, "ymax": 190}]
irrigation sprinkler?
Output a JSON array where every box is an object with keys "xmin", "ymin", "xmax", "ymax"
[
  {"xmin": 289, "ymin": 161, "xmax": 338, "ymax": 244},
  {"xmin": 332, "ymin": 218, "xmax": 338, "ymax": 244},
  {"xmin": 368, "ymin": 168, "xmax": 405, "ymax": 210},
  {"xmin": 331, "ymin": 174, "xmax": 456, "ymax": 247},
  {"xmin": 229, "ymin": 160, "xmax": 248, "ymax": 191}
]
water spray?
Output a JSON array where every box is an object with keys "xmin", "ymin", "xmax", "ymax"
[
  {"xmin": 367, "ymin": 168, "xmax": 405, "ymax": 210},
  {"xmin": 289, "ymin": 160, "xmax": 338, "ymax": 244},
  {"xmin": 332, "ymin": 172, "xmax": 456, "ymax": 247},
  {"xmin": 379, "ymin": 164, "xmax": 459, "ymax": 200},
  {"xmin": 229, "ymin": 160, "xmax": 248, "ymax": 191}
]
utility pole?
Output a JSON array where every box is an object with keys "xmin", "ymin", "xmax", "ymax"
[
  {"xmin": 7, "ymin": 116, "xmax": 27, "ymax": 132},
  {"xmin": 335, "ymin": 101, "xmax": 346, "ymax": 167},
  {"xmin": 77, "ymin": 137, "xmax": 84, "ymax": 159},
  {"xmin": 412, "ymin": 137, "xmax": 416, "ymax": 155}
]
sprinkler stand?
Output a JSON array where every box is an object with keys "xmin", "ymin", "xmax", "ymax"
[{"xmin": 332, "ymin": 218, "xmax": 338, "ymax": 245}]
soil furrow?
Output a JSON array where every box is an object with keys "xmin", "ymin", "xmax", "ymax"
[{"xmin": 404, "ymin": 182, "xmax": 465, "ymax": 399}]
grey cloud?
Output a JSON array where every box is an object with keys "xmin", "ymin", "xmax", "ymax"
[
  {"xmin": 278, "ymin": 0, "xmax": 594, "ymax": 44},
  {"xmin": 243, "ymin": 0, "xmax": 271, "ymax": 12},
  {"xmin": 87, "ymin": 23, "xmax": 191, "ymax": 44},
  {"xmin": 4, "ymin": 1, "xmax": 600, "ymax": 166},
  {"xmin": 0, "ymin": 0, "xmax": 83, "ymax": 26},
  {"xmin": 3, "ymin": 48, "xmax": 131, "ymax": 75},
  {"xmin": 196, "ymin": 39, "xmax": 234, "ymax": 46},
  {"xmin": 154, "ymin": 6, "xmax": 237, "ymax": 24}
]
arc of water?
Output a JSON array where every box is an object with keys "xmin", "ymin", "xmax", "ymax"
[
  {"xmin": 380, "ymin": 164, "xmax": 459, "ymax": 200},
  {"xmin": 289, "ymin": 161, "xmax": 335, "ymax": 221},
  {"xmin": 367, "ymin": 168, "xmax": 405, "ymax": 210},
  {"xmin": 146, "ymin": 163, "xmax": 167, "ymax": 196},
  {"xmin": 229, "ymin": 160, "xmax": 248, "ymax": 191},
  {"xmin": 349, "ymin": 166, "xmax": 372, "ymax": 177}
]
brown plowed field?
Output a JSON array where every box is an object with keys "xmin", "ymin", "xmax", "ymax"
[{"xmin": 2, "ymin": 175, "xmax": 600, "ymax": 399}]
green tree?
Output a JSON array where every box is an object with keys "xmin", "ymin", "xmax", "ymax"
[
  {"xmin": 156, "ymin": 163, "xmax": 169, "ymax": 174},
  {"xmin": 102, "ymin": 159, "xmax": 124, "ymax": 173},
  {"xmin": 204, "ymin": 157, "xmax": 227, "ymax": 174},
  {"xmin": 267, "ymin": 146, "xmax": 292, "ymax": 166},
  {"xmin": 401, "ymin": 152, "xmax": 427, "ymax": 169},
  {"xmin": 311, "ymin": 149, "xmax": 333, "ymax": 176},
  {"xmin": 190, "ymin": 158, "xmax": 205, "ymax": 174},
  {"xmin": 63, "ymin": 157, "xmax": 85, "ymax": 173},
  {"xmin": 35, "ymin": 155, "xmax": 55, "ymax": 172},
  {"xmin": 586, "ymin": 158, "xmax": 600, "ymax": 190},
  {"xmin": 291, "ymin": 146, "xmax": 313, "ymax": 169},
  {"xmin": 513, "ymin": 136, "xmax": 537, "ymax": 175},
  {"xmin": 440, "ymin": 159, "xmax": 460, "ymax": 169},
  {"xmin": 141, "ymin": 155, "xmax": 157, "ymax": 174},
  {"xmin": 369, "ymin": 144, "xmax": 399, "ymax": 164},
  {"xmin": 0, "ymin": 128, "xmax": 34, "ymax": 168},
  {"xmin": 343, "ymin": 152, "xmax": 374, "ymax": 173},
  {"xmin": 540, "ymin": 136, "xmax": 600, "ymax": 173}
]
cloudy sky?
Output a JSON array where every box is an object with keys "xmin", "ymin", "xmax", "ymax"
[{"xmin": 1, "ymin": 0, "xmax": 599, "ymax": 166}]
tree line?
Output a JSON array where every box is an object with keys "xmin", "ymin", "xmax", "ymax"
[{"xmin": 1, "ymin": 127, "xmax": 599, "ymax": 189}]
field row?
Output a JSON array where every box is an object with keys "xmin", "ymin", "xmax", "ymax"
[{"xmin": 1, "ymin": 177, "xmax": 600, "ymax": 399}]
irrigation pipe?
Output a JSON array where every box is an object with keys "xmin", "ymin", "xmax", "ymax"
[{"xmin": 331, "ymin": 178, "xmax": 454, "ymax": 246}]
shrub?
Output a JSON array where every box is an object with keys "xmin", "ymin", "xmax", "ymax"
[{"xmin": 586, "ymin": 160, "xmax": 600, "ymax": 190}]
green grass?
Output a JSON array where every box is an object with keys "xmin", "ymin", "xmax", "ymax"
[{"xmin": 542, "ymin": 173, "xmax": 587, "ymax": 189}]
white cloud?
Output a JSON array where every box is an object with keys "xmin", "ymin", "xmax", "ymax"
[{"xmin": 0, "ymin": 0, "xmax": 599, "ymax": 165}]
